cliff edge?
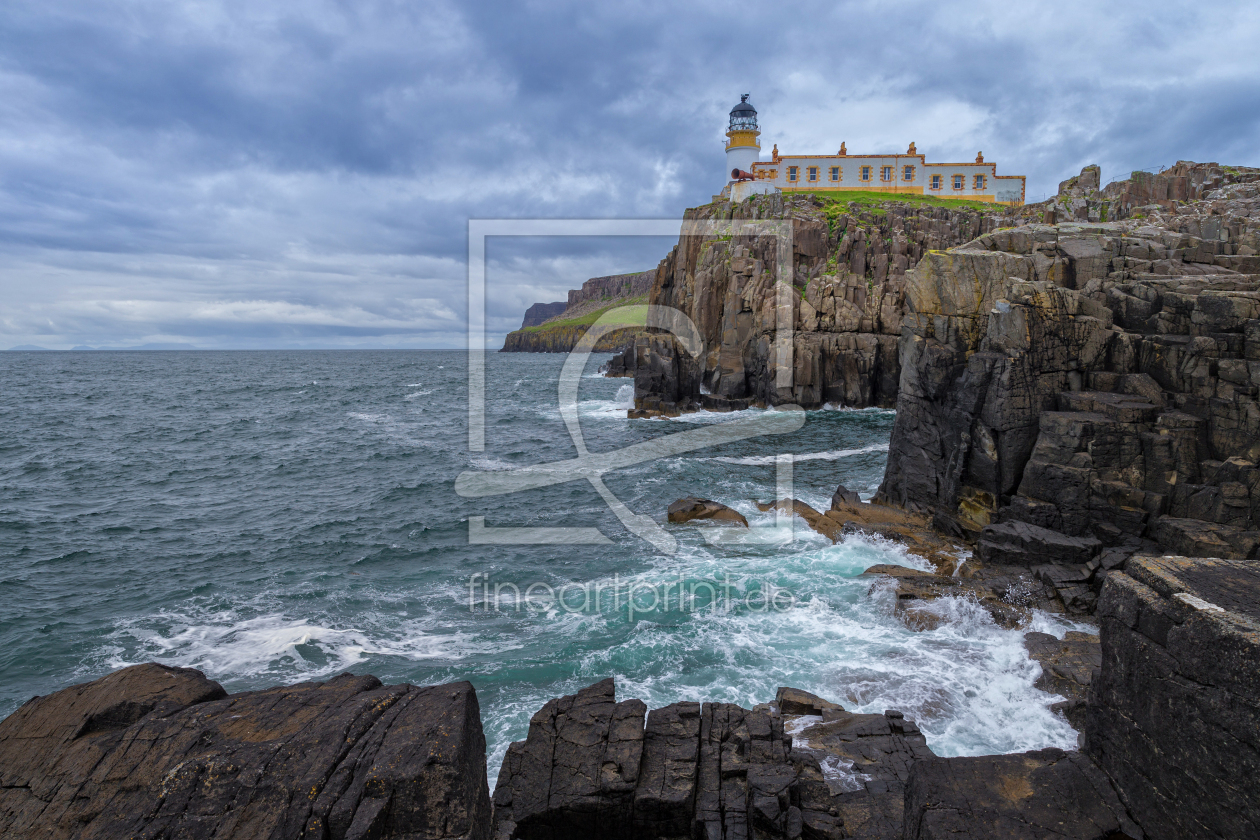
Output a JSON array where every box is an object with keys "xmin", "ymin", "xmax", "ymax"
[
  {"xmin": 876, "ymin": 163, "xmax": 1260, "ymax": 591},
  {"xmin": 625, "ymin": 192, "xmax": 1026, "ymax": 414},
  {"xmin": 501, "ymin": 271, "xmax": 654, "ymax": 353}
]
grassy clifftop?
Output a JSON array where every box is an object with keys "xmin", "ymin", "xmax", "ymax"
[{"xmin": 500, "ymin": 295, "xmax": 650, "ymax": 353}]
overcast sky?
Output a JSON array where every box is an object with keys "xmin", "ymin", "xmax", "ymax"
[{"xmin": 1, "ymin": 0, "xmax": 1257, "ymax": 349}]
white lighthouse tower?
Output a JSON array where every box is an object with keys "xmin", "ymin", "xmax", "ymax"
[{"xmin": 725, "ymin": 94, "xmax": 761, "ymax": 180}]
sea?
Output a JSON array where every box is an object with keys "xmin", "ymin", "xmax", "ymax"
[{"xmin": 0, "ymin": 349, "xmax": 1083, "ymax": 782}]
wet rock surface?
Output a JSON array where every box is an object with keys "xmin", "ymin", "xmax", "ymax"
[
  {"xmin": 0, "ymin": 664, "xmax": 491, "ymax": 840},
  {"xmin": 758, "ymin": 495, "xmax": 970, "ymax": 572},
  {"xmin": 1024, "ymin": 630, "xmax": 1101, "ymax": 730},
  {"xmin": 667, "ymin": 497, "xmax": 750, "ymax": 527},
  {"xmin": 784, "ymin": 706, "xmax": 936, "ymax": 840}
]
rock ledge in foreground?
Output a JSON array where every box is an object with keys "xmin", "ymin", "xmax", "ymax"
[{"xmin": 0, "ymin": 663, "xmax": 491, "ymax": 840}]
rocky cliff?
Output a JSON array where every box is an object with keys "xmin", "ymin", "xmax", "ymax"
[
  {"xmin": 1085, "ymin": 554, "xmax": 1260, "ymax": 840},
  {"xmin": 875, "ymin": 165, "xmax": 1260, "ymax": 597},
  {"xmin": 0, "ymin": 665, "xmax": 491, "ymax": 840},
  {"xmin": 502, "ymin": 271, "xmax": 654, "ymax": 353},
  {"xmin": 566, "ymin": 271, "xmax": 653, "ymax": 307},
  {"xmin": 519, "ymin": 302, "xmax": 566, "ymax": 329},
  {"xmin": 1026, "ymin": 161, "xmax": 1260, "ymax": 226},
  {"xmin": 625, "ymin": 194, "xmax": 1023, "ymax": 415},
  {"xmin": 501, "ymin": 324, "xmax": 644, "ymax": 353}
]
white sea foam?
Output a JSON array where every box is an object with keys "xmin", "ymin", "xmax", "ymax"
[
  {"xmin": 104, "ymin": 609, "xmax": 504, "ymax": 682},
  {"xmin": 530, "ymin": 537, "xmax": 1082, "ymax": 762},
  {"xmin": 815, "ymin": 404, "xmax": 897, "ymax": 415},
  {"xmin": 573, "ymin": 385, "xmax": 636, "ymax": 421},
  {"xmin": 707, "ymin": 442, "xmax": 889, "ymax": 466}
]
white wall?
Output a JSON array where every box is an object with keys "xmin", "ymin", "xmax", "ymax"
[{"xmin": 751, "ymin": 153, "xmax": 1024, "ymax": 202}]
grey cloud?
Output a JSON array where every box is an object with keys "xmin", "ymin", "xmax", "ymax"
[{"xmin": 0, "ymin": 0, "xmax": 1256, "ymax": 348}]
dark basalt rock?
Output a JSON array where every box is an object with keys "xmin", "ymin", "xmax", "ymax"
[
  {"xmin": 830, "ymin": 483, "xmax": 861, "ymax": 509},
  {"xmin": 491, "ymin": 678, "xmax": 648, "ymax": 840},
  {"xmin": 667, "ymin": 497, "xmax": 749, "ymax": 526},
  {"xmin": 873, "ymin": 168, "xmax": 1260, "ymax": 604},
  {"xmin": 1024, "ymin": 630, "xmax": 1101, "ymax": 730},
  {"xmin": 774, "ymin": 686, "xmax": 841, "ymax": 717},
  {"xmin": 0, "ymin": 663, "xmax": 491, "ymax": 840},
  {"xmin": 903, "ymin": 748, "xmax": 1141, "ymax": 840},
  {"xmin": 977, "ymin": 520, "xmax": 1102, "ymax": 566},
  {"xmin": 1086, "ymin": 554, "xmax": 1260, "ymax": 840},
  {"xmin": 491, "ymin": 680, "xmax": 933, "ymax": 840},
  {"xmin": 787, "ymin": 707, "xmax": 937, "ymax": 840},
  {"xmin": 631, "ymin": 194, "xmax": 1024, "ymax": 412}
]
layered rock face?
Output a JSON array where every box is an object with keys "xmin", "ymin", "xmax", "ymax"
[
  {"xmin": 903, "ymin": 554, "xmax": 1259, "ymax": 840},
  {"xmin": 0, "ymin": 664, "xmax": 491, "ymax": 840},
  {"xmin": 903, "ymin": 748, "xmax": 1140, "ymax": 840},
  {"xmin": 566, "ymin": 271, "xmax": 654, "ymax": 307},
  {"xmin": 1035, "ymin": 161, "xmax": 1260, "ymax": 227},
  {"xmin": 1085, "ymin": 554, "xmax": 1260, "ymax": 840},
  {"xmin": 629, "ymin": 195, "xmax": 1020, "ymax": 414},
  {"xmin": 491, "ymin": 679, "xmax": 936, "ymax": 840},
  {"xmin": 876, "ymin": 170, "xmax": 1260, "ymax": 599}
]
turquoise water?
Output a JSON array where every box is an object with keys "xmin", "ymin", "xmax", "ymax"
[{"xmin": 0, "ymin": 350, "xmax": 1081, "ymax": 781}]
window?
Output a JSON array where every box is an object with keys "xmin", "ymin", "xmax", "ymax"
[
  {"xmin": 807, "ymin": 166, "xmax": 818, "ymax": 182},
  {"xmin": 974, "ymin": 174, "xmax": 986, "ymax": 190},
  {"xmin": 829, "ymin": 166, "xmax": 840, "ymax": 181},
  {"xmin": 788, "ymin": 166, "xmax": 798, "ymax": 182},
  {"xmin": 881, "ymin": 166, "xmax": 893, "ymax": 182},
  {"xmin": 903, "ymin": 165, "xmax": 915, "ymax": 182},
  {"xmin": 930, "ymin": 174, "xmax": 942, "ymax": 190},
  {"xmin": 860, "ymin": 166, "xmax": 872, "ymax": 181},
  {"xmin": 952, "ymin": 174, "xmax": 965, "ymax": 190}
]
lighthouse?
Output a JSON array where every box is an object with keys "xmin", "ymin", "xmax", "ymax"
[{"xmin": 725, "ymin": 94, "xmax": 760, "ymax": 180}]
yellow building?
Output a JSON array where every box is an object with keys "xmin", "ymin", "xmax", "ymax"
[{"xmin": 723, "ymin": 96, "xmax": 1025, "ymax": 204}]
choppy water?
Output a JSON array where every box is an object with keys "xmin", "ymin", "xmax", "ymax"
[{"xmin": 0, "ymin": 350, "xmax": 1082, "ymax": 782}]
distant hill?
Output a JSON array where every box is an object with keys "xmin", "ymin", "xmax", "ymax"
[
  {"xmin": 7, "ymin": 345, "xmax": 52, "ymax": 351},
  {"xmin": 502, "ymin": 270, "xmax": 655, "ymax": 353},
  {"xmin": 65, "ymin": 343, "xmax": 200, "ymax": 351},
  {"xmin": 520, "ymin": 301, "xmax": 566, "ymax": 329}
]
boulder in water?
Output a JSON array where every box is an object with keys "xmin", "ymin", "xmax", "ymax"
[
  {"xmin": 830, "ymin": 483, "xmax": 861, "ymax": 509},
  {"xmin": 667, "ymin": 497, "xmax": 748, "ymax": 526}
]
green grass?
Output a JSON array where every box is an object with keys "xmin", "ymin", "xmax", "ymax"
[
  {"xmin": 783, "ymin": 189, "xmax": 1004, "ymax": 213},
  {"xmin": 517, "ymin": 296, "xmax": 649, "ymax": 333}
]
